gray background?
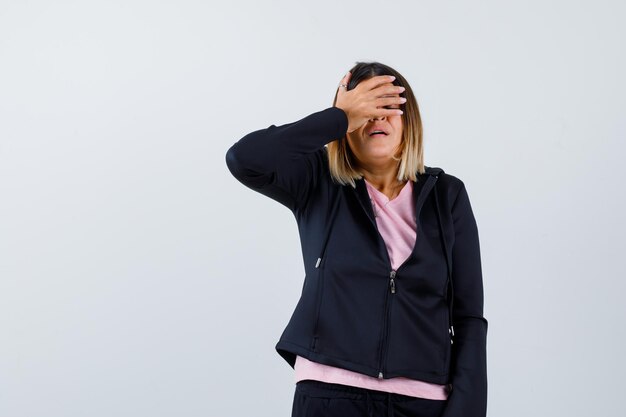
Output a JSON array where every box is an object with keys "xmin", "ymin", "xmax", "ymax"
[{"xmin": 1, "ymin": 1, "xmax": 624, "ymax": 416}]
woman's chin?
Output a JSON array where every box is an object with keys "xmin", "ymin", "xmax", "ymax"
[{"xmin": 361, "ymin": 150, "xmax": 397, "ymax": 163}]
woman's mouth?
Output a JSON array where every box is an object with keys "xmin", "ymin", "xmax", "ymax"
[{"xmin": 369, "ymin": 130, "xmax": 388, "ymax": 138}]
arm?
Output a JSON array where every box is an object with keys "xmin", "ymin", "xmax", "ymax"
[
  {"xmin": 441, "ymin": 181, "xmax": 489, "ymax": 417},
  {"xmin": 224, "ymin": 106, "xmax": 348, "ymax": 213},
  {"xmin": 225, "ymin": 72, "xmax": 403, "ymax": 213}
]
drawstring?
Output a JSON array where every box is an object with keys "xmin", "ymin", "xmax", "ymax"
[{"xmin": 433, "ymin": 176, "xmax": 455, "ymax": 344}]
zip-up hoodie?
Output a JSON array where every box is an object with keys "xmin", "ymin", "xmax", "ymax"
[{"xmin": 225, "ymin": 106, "xmax": 488, "ymax": 417}]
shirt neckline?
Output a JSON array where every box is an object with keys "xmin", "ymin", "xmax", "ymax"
[{"xmin": 364, "ymin": 179, "xmax": 412, "ymax": 206}]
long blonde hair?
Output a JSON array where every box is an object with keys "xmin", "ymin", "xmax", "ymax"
[{"xmin": 327, "ymin": 62, "xmax": 425, "ymax": 188}]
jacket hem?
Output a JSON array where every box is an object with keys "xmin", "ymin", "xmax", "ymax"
[{"xmin": 275, "ymin": 339, "xmax": 450, "ymax": 385}]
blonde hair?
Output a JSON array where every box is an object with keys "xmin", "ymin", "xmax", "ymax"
[{"xmin": 326, "ymin": 62, "xmax": 425, "ymax": 188}]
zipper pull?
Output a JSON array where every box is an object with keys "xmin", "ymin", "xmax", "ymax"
[
  {"xmin": 378, "ymin": 371, "xmax": 383, "ymax": 379},
  {"xmin": 389, "ymin": 270, "xmax": 396, "ymax": 294}
]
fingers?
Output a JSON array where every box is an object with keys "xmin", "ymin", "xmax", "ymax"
[
  {"xmin": 376, "ymin": 95, "xmax": 407, "ymax": 108},
  {"xmin": 362, "ymin": 74, "xmax": 397, "ymax": 90},
  {"xmin": 373, "ymin": 95, "xmax": 405, "ymax": 117},
  {"xmin": 373, "ymin": 83, "xmax": 405, "ymax": 98},
  {"xmin": 337, "ymin": 72, "xmax": 404, "ymax": 121},
  {"xmin": 342, "ymin": 73, "xmax": 404, "ymax": 97},
  {"xmin": 378, "ymin": 108, "xmax": 404, "ymax": 117},
  {"xmin": 368, "ymin": 108, "xmax": 403, "ymax": 120},
  {"xmin": 366, "ymin": 78, "xmax": 405, "ymax": 113},
  {"xmin": 373, "ymin": 82, "xmax": 405, "ymax": 117}
]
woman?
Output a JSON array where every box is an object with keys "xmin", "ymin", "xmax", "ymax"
[{"xmin": 225, "ymin": 62, "xmax": 488, "ymax": 417}]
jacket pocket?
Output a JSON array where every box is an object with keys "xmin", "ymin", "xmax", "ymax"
[
  {"xmin": 310, "ymin": 266, "xmax": 325, "ymax": 351},
  {"xmin": 442, "ymin": 307, "xmax": 452, "ymax": 374}
]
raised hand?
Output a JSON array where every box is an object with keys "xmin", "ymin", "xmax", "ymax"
[{"xmin": 335, "ymin": 72, "xmax": 406, "ymax": 133}]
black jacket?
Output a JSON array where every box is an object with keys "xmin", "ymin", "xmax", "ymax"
[{"xmin": 225, "ymin": 106, "xmax": 488, "ymax": 416}]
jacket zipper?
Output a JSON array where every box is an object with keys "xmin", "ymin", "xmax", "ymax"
[
  {"xmin": 365, "ymin": 175, "xmax": 439, "ymax": 379},
  {"xmin": 378, "ymin": 253, "xmax": 423, "ymax": 378},
  {"xmin": 389, "ymin": 269, "xmax": 396, "ymax": 294},
  {"xmin": 377, "ymin": 268, "xmax": 396, "ymax": 379}
]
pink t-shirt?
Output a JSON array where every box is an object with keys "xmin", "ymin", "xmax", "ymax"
[{"xmin": 294, "ymin": 178, "xmax": 451, "ymax": 399}]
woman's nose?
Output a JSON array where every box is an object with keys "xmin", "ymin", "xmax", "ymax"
[{"xmin": 369, "ymin": 114, "xmax": 386, "ymax": 121}]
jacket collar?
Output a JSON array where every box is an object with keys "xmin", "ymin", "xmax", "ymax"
[{"xmin": 351, "ymin": 166, "xmax": 444, "ymax": 229}]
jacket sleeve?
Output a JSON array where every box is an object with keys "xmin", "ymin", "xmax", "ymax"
[
  {"xmin": 441, "ymin": 181, "xmax": 489, "ymax": 417},
  {"xmin": 224, "ymin": 106, "xmax": 349, "ymax": 213}
]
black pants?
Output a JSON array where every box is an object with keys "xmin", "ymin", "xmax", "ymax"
[{"xmin": 291, "ymin": 379, "xmax": 447, "ymax": 417}]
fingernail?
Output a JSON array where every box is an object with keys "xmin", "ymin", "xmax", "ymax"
[{"xmin": 389, "ymin": 76, "xmax": 395, "ymax": 81}]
